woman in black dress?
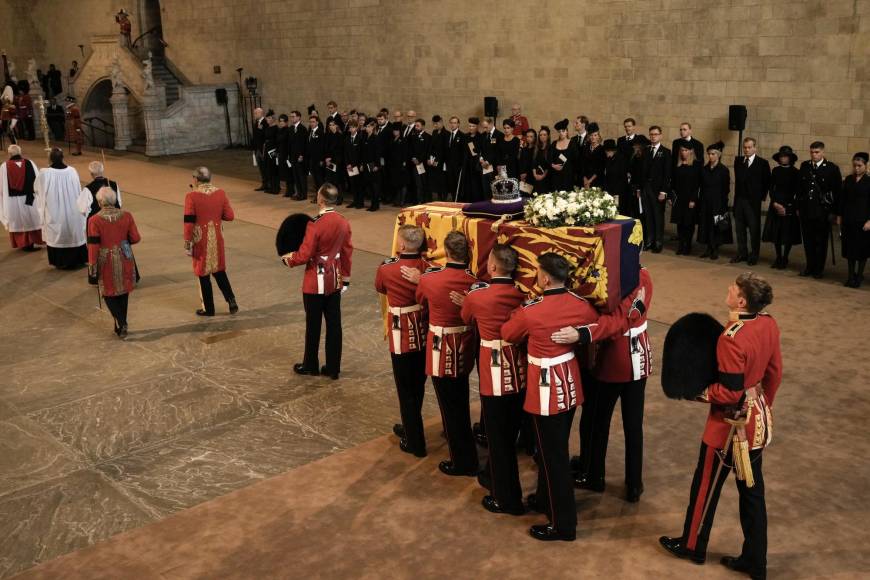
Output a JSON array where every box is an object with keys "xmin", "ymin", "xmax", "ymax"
[
  {"xmin": 532, "ymin": 126, "xmax": 552, "ymax": 194},
  {"xmin": 581, "ymin": 123, "xmax": 606, "ymax": 189},
  {"xmin": 697, "ymin": 141, "xmax": 731, "ymax": 260},
  {"xmin": 762, "ymin": 146, "xmax": 802, "ymax": 269},
  {"xmin": 670, "ymin": 141, "xmax": 702, "ymax": 255},
  {"xmin": 498, "ymin": 118, "xmax": 521, "ymax": 178},
  {"xmin": 549, "ymin": 119, "xmax": 574, "ymax": 191},
  {"xmin": 837, "ymin": 152, "xmax": 870, "ymax": 287},
  {"xmin": 388, "ymin": 125, "xmax": 410, "ymax": 206},
  {"xmin": 518, "ymin": 128, "xmax": 537, "ymax": 196},
  {"xmin": 602, "ymin": 139, "xmax": 630, "ymax": 215}
]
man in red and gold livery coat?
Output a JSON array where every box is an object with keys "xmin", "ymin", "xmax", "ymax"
[
  {"xmin": 283, "ymin": 183, "xmax": 353, "ymax": 380},
  {"xmin": 183, "ymin": 167, "xmax": 238, "ymax": 317},
  {"xmin": 660, "ymin": 273, "xmax": 782, "ymax": 580},
  {"xmin": 415, "ymin": 231, "xmax": 479, "ymax": 477},
  {"xmin": 553, "ymin": 266, "xmax": 653, "ymax": 503},
  {"xmin": 64, "ymin": 96, "xmax": 83, "ymax": 155},
  {"xmin": 87, "ymin": 186, "xmax": 141, "ymax": 338},
  {"xmin": 374, "ymin": 224, "xmax": 429, "ymax": 457},
  {"xmin": 502, "ymin": 252, "xmax": 600, "ymax": 542},
  {"xmin": 459, "ymin": 244, "xmax": 527, "ymax": 515}
]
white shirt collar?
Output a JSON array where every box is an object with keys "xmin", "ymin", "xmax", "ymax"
[{"xmin": 748, "ymin": 153, "xmax": 756, "ymax": 164}]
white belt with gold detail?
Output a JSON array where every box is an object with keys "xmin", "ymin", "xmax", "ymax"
[
  {"xmin": 316, "ymin": 252, "xmax": 341, "ymax": 294},
  {"xmin": 625, "ymin": 321, "xmax": 648, "ymax": 380},
  {"xmin": 388, "ymin": 304, "xmax": 423, "ymax": 353},
  {"xmin": 480, "ymin": 338, "xmax": 514, "ymax": 396},
  {"xmin": 429, "ymin": 324, "xmax": 469, "ymax": 375},
  {"xmin": 528, "ymin": 351, "xmax": 575, "ymax": 416}
]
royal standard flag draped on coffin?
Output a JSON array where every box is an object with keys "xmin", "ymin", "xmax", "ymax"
[{"xmin": 392, "ymin": 202, "xmax": 642, "ymax": 312}]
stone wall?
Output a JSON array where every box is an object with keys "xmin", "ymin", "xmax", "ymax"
[{"xmin": 15, "ymin": 0, "xmax": 870, "ymax": 166}]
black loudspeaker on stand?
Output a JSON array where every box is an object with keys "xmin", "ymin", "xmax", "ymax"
[
  {"xmin": 484, "ymin": 96, "xmax": 499, "ymax": 121},
  {"xmin": 729, "ymin": 104, "xmax": 747, "ymax": 155}
]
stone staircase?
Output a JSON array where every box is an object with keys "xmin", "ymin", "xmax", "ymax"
[{"xmin": 151, "ymin": 55, "xmax": 181, "ymax": 106}]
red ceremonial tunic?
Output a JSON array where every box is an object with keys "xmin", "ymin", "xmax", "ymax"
[
  {"xmin": 511, "ymin": 115, "xmax": 530, "ymax": 136},
  {"xmin": 286, "ymin": 209, "xmax": 353, "ymax": 295},
  {"xmin": 502, "ymin": 288, "xmax": 599, "ymax": 416},
  {"xmin": 415, "ymin": 263, "xmax": 477, "ymax": 378},
  {"xmin": 87, "ymin": 208, "xmax": 141, "ymax": 297},
  {"xmin": 460, "ymin": 277, "xmax": 527, "ymax": 396},
  {"xmin": 696, "ymin": 312, "xmax": 783, "ymax": 450},
  {"xmin": 585, "ymin": 267, "xmax": 654, "ymax": 383},
  {"xmin": 374, "ymin": 252, "xmax": 429, "ymax": 354},
  {"xmin": 183, "ymin": 184, "xmax": 234, "ymax": 277},
  {"xmin": 65, "ymin": 105, "xmax": 82, "ymax": 144},
  {"xmin": 15, "ymin": 94, "xmax": 33, "ymax": 120}
]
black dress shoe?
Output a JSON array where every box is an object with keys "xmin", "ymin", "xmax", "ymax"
[
  {"xmin": 293, "ymin": 364, "xmax": 320, "ymax": 376},
  {"xmin": 228, "ymin": 300, "xmax": 239, "ymax": 314},
  {"xmin": 117, "ymin": 325, "xmax": 128, "ymax": 339},
  {"xmin": 730, "ymin": 255, "xmax": 747, "ymax": 264},
  {"xmin": 392, "ymin": 423, "xmax": 406, "ymax": 438},
  {"xmin": 482, "ymin": 495, "xmax": 525, "ymax": 516},
  {"xmin": 399, "ymin": 439, "xmax": 426, "ymax": 458},
  {"xmin": 320, "ymin": 365, "xmax": 339, "ymax": 380},
  {"xmin": 720, "ymin": 556, "xmax": 752, "ymax": 574},
  {"xmin": 625, "ymin": 483, "xmax": 644, "ymax": 503},
  {"xmin": 195, "ymin": 309, "xmax": 215, "ymax": 317},
  {"xmin": 659, "ymin": 536, "xmax": 705, "ymax": 564},
  {"xmin": 529, "ymin": 524, "xmax": 575, "ymax": 542},
  {"xmin": 366, "ymin": 207, "xmax": 378, "ymax": 212},
  {"xmin": 574, "ymin": 474, "xmax": 605, "ymax": 492},
  {"xmin": 438, "ymin": 460, "xmax": 478, "ymax": 477},
  {"xmin": 710, "ymin": 252, "xmax": 719, "ymax": 260}
]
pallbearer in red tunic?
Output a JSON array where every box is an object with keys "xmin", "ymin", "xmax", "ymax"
[
  {"xmin": 660, "ymin": 273, "xmax": 782, "ymax": 580},
  {"xmin": 283, "ymin": 183, "xmax": 353, "ymax": 380},
  {"xmin": 183, "ymin": 167, "xmax": 238, "ymax": 316},
  {"xmin": 0, "ymin": 145, "xmax": 43, "ymax": 249},
  {"xmin": 460, "ymin": 244, "xmax": 527, "ymax": 515},
  {"xmin": 553, "ymin": 266, "xmax": 653, "ymax": 503},
  {"xmin": 64, "ymin": 96, "xmax": 82, "ymax": 156},
  {"xmin": 374, "ymin": 224, "xmax": 429, "ymax": 456},
  {"xmin": 502, "ymin": 253, "xmax": 600, "ymax": 542},
  {"xmin": 415, "ymin": 231, "xmax": 479, "ymax": 476},
  {"xmin": 87, "ymin": 187, "xmax": 141, "ymax": 338}
]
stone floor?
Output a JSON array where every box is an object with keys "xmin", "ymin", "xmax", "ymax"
[{"xmin": 1, "ymin": 144, "xmax": 869, "ymax": 579}]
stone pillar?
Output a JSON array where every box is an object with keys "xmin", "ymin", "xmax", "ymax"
[
  {"xmin": 141, "ymin": 92, "xmax": 165, "ymax": 156},
  {"xmin": 110, "ymin": 89, "xmax": 132, "ymax": 151}
]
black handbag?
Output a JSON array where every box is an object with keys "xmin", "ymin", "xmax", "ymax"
[{"xmin": 715, "ymin": 213, "xmax": 732, "ymax": 233}]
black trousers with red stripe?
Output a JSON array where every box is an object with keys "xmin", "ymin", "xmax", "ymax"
[
  {"xmin": 681, "ymin": 442, "xmax": 767, "ymax": 577},
  {"xmin": 432, "ymin": 375, "xmax": 478, "ymax": 472},
  {"xmin": 533, "ymin": 407, "xmax": 577, "ymax": 534},
  {"xmin": 480, "ymin": 393, "xmax": 524, "ymax": 510},
  {"xmin": 390, "ymin": 351, "xmax": 427, "ymax": 454}
]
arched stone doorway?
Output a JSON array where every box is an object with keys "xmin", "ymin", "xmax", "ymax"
[{"xmin": 81, "ymin": 79, "xmax": 115, "ymax": 149}]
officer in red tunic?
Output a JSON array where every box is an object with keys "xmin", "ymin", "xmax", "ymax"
[
  {"xmin": 553, "ymin": 266, "xmax": 653, "ymax": 503},
  {"xmin": 502, "ymin": 253, "xmax": 600, "ymax": 542},
  {"xmin": 374, "ymin": 224, "xmax": 429, "ymax": 456},
  {"xmin": 660, "ymin": 273, "xmax": 782, "ymax": 580},
  {"xmin": 415, "ymin": 231, "xmax": 479, "ymax": 476},
  {"xmin": 460, "ymin": 244, "xmax": 528, "ymax": 515},
  {"xmin": 87, "ymin": 187, "xmax": 141, "ymax": 338},
  {"xmin": 283, "ymin": 183, "xmax": 353, "ymax": 380},
  {"xmin": 183, "ymin": 167, "xmax": 238, "ymax": 317}
]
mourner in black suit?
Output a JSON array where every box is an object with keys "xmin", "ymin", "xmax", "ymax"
[
  {"xmin": 343, "ymin": 121, "xmax": 364, "ymax": 208},
  {"xmin": 375, "ymin": 113, "xmax": 393, "ymax": 204},
  {"xmin": 732, "ymin": 138, "xmax": 771, "ymax": 265},
  {"xmin": 569, "ymin": 116, "xmax": 589, "ymax": 187},
  {"xmin": 641, "ymin": 126, "xmax": 672, "ymax": 252},
  {"xmin": 837, "ymin": 152, "xmax": 870, "ymax": 287},
  {"xmin": 289, "ymin": 111, "xmax": 309, "ymax": 200},
  {"xmin": 306, "ymin": 115, "xmax": 326, "ymax": 201},
  {"xmin": 477, "ymin": 118, "xmax": 503, "ymax": 198},
  {"xmin": 602, "ymin": 139, "xmax": 631, "ymax": 216},
  {"xmin": 671, "ymin": 122, "xmax": 704, "ymax": 168},
  {"xmin": 797, "ymin": 141, "xmax": 842, "ymax": 278},
  {"xmin": 427, "ymin": 116, "xmax": 448, "ymax": 201},
  {"xmin": 409, "ymin": 119, "xmax": 432, "ymax": 204},
  {"xmin": 252, "ymin": 108, "xmax": 267, "ymax": 191},
  {"xmin": 276, "ymin": 114, "xmax": 291, "ymax": 196},
  {"xmin": 262, "ymin": 112, "xmax": 280, "ymax": 194},
  {"xmin": 444, "ymin": 116, "xmax": 467, "ymax": 201},
  {"xmin": 617, "ymin": 117, "xmax": 641, "ymax": 159},
  {"xmin": 361, "ymin": 119, "xmax": 381, "ymax": 211},
  {"xmin": 324, "ymin": 118, "xmax": 345, "ymax": 202},
  {"xmin": 326, "ymin": 101, "xmax": 344, "ymax": 131}
]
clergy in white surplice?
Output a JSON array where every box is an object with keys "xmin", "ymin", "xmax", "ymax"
[
  {"xmin": 0, "ymin": 145, "xmax": 44, "ymax": 251},
  {"xmin": 34, "ymin": 147, "xmax": 87, "ymax": 269}
]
